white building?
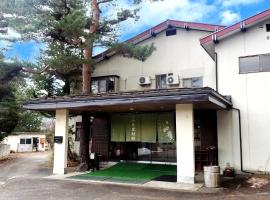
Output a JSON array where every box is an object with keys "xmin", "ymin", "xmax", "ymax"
[
  {"xmin": 4, "ymin": 132, "xmax": 47, "ymax": 152},
  {"xmin": 23, "ymin": 9, "xmax": 270, "ymax": 184},
  {"xmin": 201, "ymin": 9, "xmax": 270, "ymax": 173}
]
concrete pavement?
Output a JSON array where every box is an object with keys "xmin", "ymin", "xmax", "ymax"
[{"xmin": 1, "ymin": 152, "xmax": 270, "ymax": 200}]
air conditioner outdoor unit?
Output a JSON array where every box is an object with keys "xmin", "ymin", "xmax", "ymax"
[
  {"xmin": 167, "ymin": 73, "xmax": 179, "ymax": 85},
  {"xmin": 139, "ymin": 76, "xmax": 151, "ymax": 85}
]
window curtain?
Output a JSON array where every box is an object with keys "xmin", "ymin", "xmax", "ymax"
[
  {"xmin": 111, "ymin": 114, "xmax": 126, "ymax": 142},
  {"xmin": 141, "ymin": 114, "xmax": 157, "ymax": 143},
  {"xmin": 126, "ymin": 114, "xmax": 141, "ymax": 142},
  {"xmin": 111, "ymin": 112, "xmax": 175, "ymax": 143},
  {"xmin": 157, "ymin": 113, "xmax": 175, "ymax": 143}
]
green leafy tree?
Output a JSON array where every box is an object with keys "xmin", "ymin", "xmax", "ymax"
[
  {"xmin": 2, "ymin": 0, "xmax": 158, "ymax": 169},
  {"xmin": 0, "ymin": 51, "xmax": 19, "ymax": 140},
  {"xmin": 14, "ymin": 111, "xmax": 42, "ymax": 132}
]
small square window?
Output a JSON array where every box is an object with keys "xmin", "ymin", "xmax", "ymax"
[
  {"xmin": 266, "ymin": 24, "xmax": 270, "ymax": 32},
  {"xmin": 26, "ymin": 139, "xmax": 32, "ymax": 144},
  {"xmin": 20, "ymin": 138, "xmax": 26, "ymax": 144}
]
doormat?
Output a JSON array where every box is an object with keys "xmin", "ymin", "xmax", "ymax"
[{"xmin": 153, "ymin": 175, "xmax": 177, "ymax": 182}]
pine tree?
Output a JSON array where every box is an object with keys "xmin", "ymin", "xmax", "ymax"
[{"xmin": 2, "ymin": 0, "xmax": 157, "ymax": 170}]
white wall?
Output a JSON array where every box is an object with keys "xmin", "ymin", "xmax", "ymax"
[
  {"xmin": 94, "ymin": 28, "xmax": 216, "ymax": 91},
  {"xmin": 216, "ymin": 20, "xmax": 270, "ymax": 172},
  {"xmin": 217, "ymin": 110, "xmax": 241, "ymax": 172},
  {"xmin": 4, "ymin": 134, "xmax": 46, "ymax": 152}
]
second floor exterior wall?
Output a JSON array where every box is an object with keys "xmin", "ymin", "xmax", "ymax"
[
  {"xmin": 93, "ymin": 28, "xmax": 216, "ymax": 92},
  {"xmin": 215, "ymin": 19, "xmax": 270, "ymax": 172}
]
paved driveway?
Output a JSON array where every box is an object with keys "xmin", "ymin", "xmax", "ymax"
[{"xmin": 1, "ymin": 152, "xmax": 270, "ymax": 200}]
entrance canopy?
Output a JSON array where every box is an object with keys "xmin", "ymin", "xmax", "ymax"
[{"xmin": 22, "ymin": 87, "xmax": 232, "ymax": 113}]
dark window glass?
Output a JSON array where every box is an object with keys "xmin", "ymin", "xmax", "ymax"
[
  {"xmin": 91, "ymin": 77, "xmax": 117, "ymax": 94},
  {"xmin": 239, "ymin": 56, "xmax": 260, "ymax": 73},
  {"xmin": 138, "ymin": 143, "xmax": 151, "ymax": 161},
  {"xmin": 20, "ymin": 138, "xmax": 25, "ymax": 144},
  {"xmin": 156, "ymin": 74, "xmax": 167, "ymax": 89},
  {"xmin": 151, "ymin": 143, "xmax": 167, "ymax": 162},
  {"xmin": 109, "ymin": 142, "xmax": 176, "ymax": 163},
  {"xmin": 107, "ymin": 78, "xmax": 115, "ymax": 92},
  {"xmin": 266, "ymin": 24, "xmax": 270, "ymax": 32},
  {"xmin": 26, "ymin": 138, "xmax": 31, "ymax": 144},
  {"xmin": 167, "ymin": 144, "xmax": 176, "ymax": 162},
  {"xmin": 166, "ymin": 28, "xmax": 177, "ymax": 36}
]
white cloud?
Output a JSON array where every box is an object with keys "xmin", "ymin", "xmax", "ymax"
[
  {"xmin": 100, "ymin": 0, "xmax": 216, "ymax": 40},
  {"xmin": 218, "ymin": 0, "xmax": 264, "ymax": 7},
  {"xmin": 220, "ymin": 10, "xmax": 241, "ymax": 25},
  {"xmin": 0, "ymin": 27, "xmax": 21, "ymax": 40}
]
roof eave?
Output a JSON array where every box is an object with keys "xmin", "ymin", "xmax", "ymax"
[
  {"xmin": 22, "ymin": 88, "xmax": 232, "ymax": 111},
  {"xmin": 200, "ymin": 9, "xmax": 270, "ymax": 54}
]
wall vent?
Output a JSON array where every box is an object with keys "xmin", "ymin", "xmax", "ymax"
[{"xmin": 166, "ymin": 28, "xmax": 177, "ymax": 36}]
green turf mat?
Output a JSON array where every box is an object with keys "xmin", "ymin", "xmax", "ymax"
[{"xmin": 71, "ymin": 163, "xmax": 177, "ymax": 184}]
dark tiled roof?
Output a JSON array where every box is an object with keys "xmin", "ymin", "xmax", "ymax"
[{"xmin": 23, "ymin": 87, "xmax": 232, "ymax": 110}]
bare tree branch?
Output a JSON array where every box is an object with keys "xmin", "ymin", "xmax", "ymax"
[{"xmin": 97, "ymin": 0, "xmax": 113, "ymax": 5}]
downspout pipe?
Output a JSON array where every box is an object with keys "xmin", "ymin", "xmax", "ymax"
[
  {"xmin": 231, "ymin": 107, "xmax": 254, "ymax": 174},
  {"xmin": 215, "ymin": 53, "xmax": 218, "ymax": 92}
]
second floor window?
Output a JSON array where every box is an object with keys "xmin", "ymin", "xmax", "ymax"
[
  {"xmin": 91, "ymin": 76, "xmax": 119, "ymax": 94},
  {"xmin": 239, "ymin": 54, "xmax": 270, "ymax": 73},
  {"xmin": 183, "ymin": 77, "xmax": 203, "ymax": 88},
  {"xmin": 156, "ymin": 74, "xmax": 167, "ymax": 89}
]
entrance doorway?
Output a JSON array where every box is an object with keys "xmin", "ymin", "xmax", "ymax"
[
  {"xmin": 194, "ymin": 110, "xmax": 218, "ymax": 171},
  {"xmin": 83, "ymin": 110, "xmax": 218, "ymax": 170}
]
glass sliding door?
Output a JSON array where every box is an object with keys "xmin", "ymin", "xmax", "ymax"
[{"xmin": 109, "ymin": 112, "xmax": 176, "ymax": 163}]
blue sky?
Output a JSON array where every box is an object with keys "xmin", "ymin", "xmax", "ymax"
[{"xmin": 3, "ymin": 0, "xmax": 270, "ymax": 62}]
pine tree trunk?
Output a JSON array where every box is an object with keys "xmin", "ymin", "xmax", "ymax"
[{"xmin": 78, "ymin": 0, "xmax": 100, "ymax": 171}]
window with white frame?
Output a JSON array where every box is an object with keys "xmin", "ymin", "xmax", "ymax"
[
  {"xmin": 239, "ymin": 54, "xmax": 270, "ymax": 73},
  {"xmin": 182, "ymin": 77, "xmax": 203, "ymax": 88},
  {"xmin": 20, "ymin": 138, "xmax": 32, "ymax": 144}
]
